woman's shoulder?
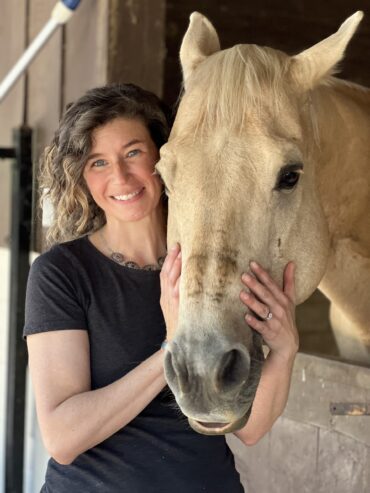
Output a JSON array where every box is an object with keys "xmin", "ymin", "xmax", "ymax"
[{"xmin": 31, "ymin": 237, "xmax": 89, "ymax": 277}]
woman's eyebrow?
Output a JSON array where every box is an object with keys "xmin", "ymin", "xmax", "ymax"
[
  {"xmin": 86, "ymin": 140, "xmax": 145, "ymax": 161},
  {"xmin": 123, "ymin": 139, "xmax": 144, "ymax": 148}
]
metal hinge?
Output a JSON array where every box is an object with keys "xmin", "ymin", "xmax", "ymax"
[{"xmin": 330, "ymin": 403, "xmax": 370, "ymax": 416}]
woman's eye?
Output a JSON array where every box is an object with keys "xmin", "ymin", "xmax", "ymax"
[
  {"xmin": 92, "ymin": 159, "xmax": 107, "ymax": 168},
  {"xmin": 127, "ymin": 149, "xmax": 141, "ymax": 158}
]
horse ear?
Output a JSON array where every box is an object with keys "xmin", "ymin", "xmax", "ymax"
[
  {"xmin": 290, "ymin": 11, "xmax": 363, "ymax": 91},
  {"xmin": 180, "ymin": 12, "xmax": 221, "ymax": 88}
]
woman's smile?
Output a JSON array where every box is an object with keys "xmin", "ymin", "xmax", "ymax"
[{"xmin": 110, "ymin": 187, "xmax": 145, "ymax": 203}]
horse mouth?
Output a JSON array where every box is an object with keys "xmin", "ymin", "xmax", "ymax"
[{"xmin": 188, "ymin": 410, "xmax": 251, "ymax": 435}]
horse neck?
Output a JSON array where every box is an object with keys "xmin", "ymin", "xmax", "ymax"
[{"xmin": 312, "ymin": 79, "xmax": 370, "ymax": 245}]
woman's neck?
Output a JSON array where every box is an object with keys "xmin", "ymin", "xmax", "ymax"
[{"xmin": 97, "ymin": 205, "xmax": 167, "ymax": 267}]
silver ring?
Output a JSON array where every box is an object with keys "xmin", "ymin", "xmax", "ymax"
[{"xmin": 265, "ymin": 311, "xmax": 273, "ymax": 321}]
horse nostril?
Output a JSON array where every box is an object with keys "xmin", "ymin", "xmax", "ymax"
[
  {"xmin": 164, "ymin": 346, "xmax": 191, "ymax": 394},
  {"xmin": 216, "ymin": 348, "xmax": 250, "ymax": 392}
]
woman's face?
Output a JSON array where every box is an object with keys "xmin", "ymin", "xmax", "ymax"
[{"xmin": 83, "ymin": 117, "xmax": 163, "ymax": 224}]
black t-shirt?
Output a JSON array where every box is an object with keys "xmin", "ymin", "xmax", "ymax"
[{"xmin": 24, "ymin": 236, "xmax": 245, "ymax": 493}]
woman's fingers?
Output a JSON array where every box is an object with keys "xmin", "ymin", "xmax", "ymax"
[
  {"xmin": 169, "ymin": 251, "xmax": 181, "ymax": 285},
  {"xmin": 249, "ymin": 261, "xmax": 287, "ymax": 305},
  {"xmin": 240, "ymin": 290, "xmax": 271, "ymax": 321},
  {"xmin": 283, "ymin": 261, "xmax": 296, "ymax": 304},
  {"xmin": 162, "ymin": 243, "xmax": 180, "ymax": 275},
  {"xmin": 245, "ymin": 312, "xmax": 276, "ymax": 340},
  {"xmin": 241, "ymin": 271, "xmax": 277, "ymax": 313},
  {"xmin": 160, "ymin": 243, "xmax": 182, "ymax": 341},
  {"xmin": 241, "ymin": 261, "xmax": 299, "ymax": 359}
]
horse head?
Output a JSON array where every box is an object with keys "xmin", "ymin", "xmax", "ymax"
[{"xmin": 156, "ymin": 11, "xmax": 363, "ymax": 434}]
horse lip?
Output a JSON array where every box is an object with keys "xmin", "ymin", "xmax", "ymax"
[{"xmin": 188, "ymin": 410, "xmax": 251, "ymax": 435}]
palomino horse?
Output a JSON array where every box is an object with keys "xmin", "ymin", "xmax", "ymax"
[{"xmin": 156, "ymin": 12, "xmax": 370, "ymax": 435}]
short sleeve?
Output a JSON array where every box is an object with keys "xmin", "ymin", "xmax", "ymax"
[{"xmin": 24, "ymin": 250, "xmax": 87, "ymax": 338}]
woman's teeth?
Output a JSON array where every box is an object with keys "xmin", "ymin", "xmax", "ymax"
[{"xmin": 112, "ymin": 189, "xmax": 142, "ymax": 201}]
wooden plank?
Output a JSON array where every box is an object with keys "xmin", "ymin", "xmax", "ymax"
[
  {"xmin": 0, "ymin": 0, "xmax": 27, "ymax": 248},
  {"xmin": 64, "ymin": 0, "xmax": 109, "ymax": 106},
  {"xmin": 27, "ymin": 0, "xmax": 62, "ymax": 157},
  {"xmin": 108, "ymin": 0, "xmax": 166, "ymax": 96},
  {"xmin": 27, "ymin": 0, "xmax": 63, "ymax": 252}
]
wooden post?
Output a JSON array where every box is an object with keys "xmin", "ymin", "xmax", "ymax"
[{"xmin": 107, "ymin": 0, "xmax": 166, "ymax": 96}]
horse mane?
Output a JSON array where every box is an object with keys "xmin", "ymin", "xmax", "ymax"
[{"xmin": 185, "ymin": 44, "xmax": 292, "ymax": 133}]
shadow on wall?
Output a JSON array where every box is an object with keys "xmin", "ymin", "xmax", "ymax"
[{"xmin": 297, "ymin": 290, "xmax": 339, "ymax": 357}]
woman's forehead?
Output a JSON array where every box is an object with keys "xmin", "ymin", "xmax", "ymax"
[{"xmin": 90, "ymin": 117, "xmax": 151, "ymax": 149}]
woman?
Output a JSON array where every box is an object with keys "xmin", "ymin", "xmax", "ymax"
[{"xmin": 24, "ymin": 83, "xmax": 299, "ymax": 492}]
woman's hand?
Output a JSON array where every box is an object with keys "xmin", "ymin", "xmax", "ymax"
[
  {"xmin": 240, "ymin": 261, "xmax": 299, "ymax": 362},
  {"xmin": 160, "ymin": 243, "xmax": 182, "ymax": 342}
]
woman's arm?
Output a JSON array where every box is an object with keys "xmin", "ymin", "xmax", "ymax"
[
  {"xmin": 28, "ymin": 330, "xmax": 166, "ymax": 465},
  {"xmin": 28, "ymin": 246, "xmax": 182, "ymax": 466},
  {"xmin": 234, "ymin": 261, "xmax": 299, "ymax": 445}
]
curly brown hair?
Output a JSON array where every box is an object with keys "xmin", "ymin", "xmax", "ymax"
[{"xmin": 40, "ymin": 83, "xmax": 172, "ymax": 245}]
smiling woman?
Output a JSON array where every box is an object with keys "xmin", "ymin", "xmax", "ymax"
[{"xmin": 23, "ymin": 82, "xmax": 299, "ymax": 493}]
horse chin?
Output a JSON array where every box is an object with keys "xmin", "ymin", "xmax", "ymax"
[{"xmin": 188, "ymin": 407, "xmax": 252, "ymax": 436}]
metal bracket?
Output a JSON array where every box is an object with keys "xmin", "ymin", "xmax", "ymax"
[
  {"xmin": 0, "ymin": 148, "xmax": 16, "ymax": 159},
  {"xmin": 330, "ymin": 403, "xmax": 370, "ymax": 416}
]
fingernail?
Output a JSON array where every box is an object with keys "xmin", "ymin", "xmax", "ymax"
[
  {"xmin": 242, "ymin": 273, "xmax": 251, "ymax": 281},
  {"xmin": 245, "ymin": 314, "xmax": 252, "ymax": 322},
  {"xmin": 171, "ymin": 243, "xmax": 178, "ymax": 251},
  {"xmin": 250, "ymin": 261, "xmax": 259, "ymax": 269}
]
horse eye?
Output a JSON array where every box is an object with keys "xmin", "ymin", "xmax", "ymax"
[
  {"xmin": 276, "ymin": 164, "xmax": 303, "ymax": 191},
  {"xmin": 278, "ymin": 171, "xmax": 300, "ymax": 189}
]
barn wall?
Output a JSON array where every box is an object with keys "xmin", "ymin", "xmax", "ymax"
[{"xmin": 227, "ymin": 353, "xmax": 370, "ymax": 493}]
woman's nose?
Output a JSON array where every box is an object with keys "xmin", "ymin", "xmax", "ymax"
[{"xmin": 111, "ymin": 161, "xmax": 130, "ymax": 183}]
